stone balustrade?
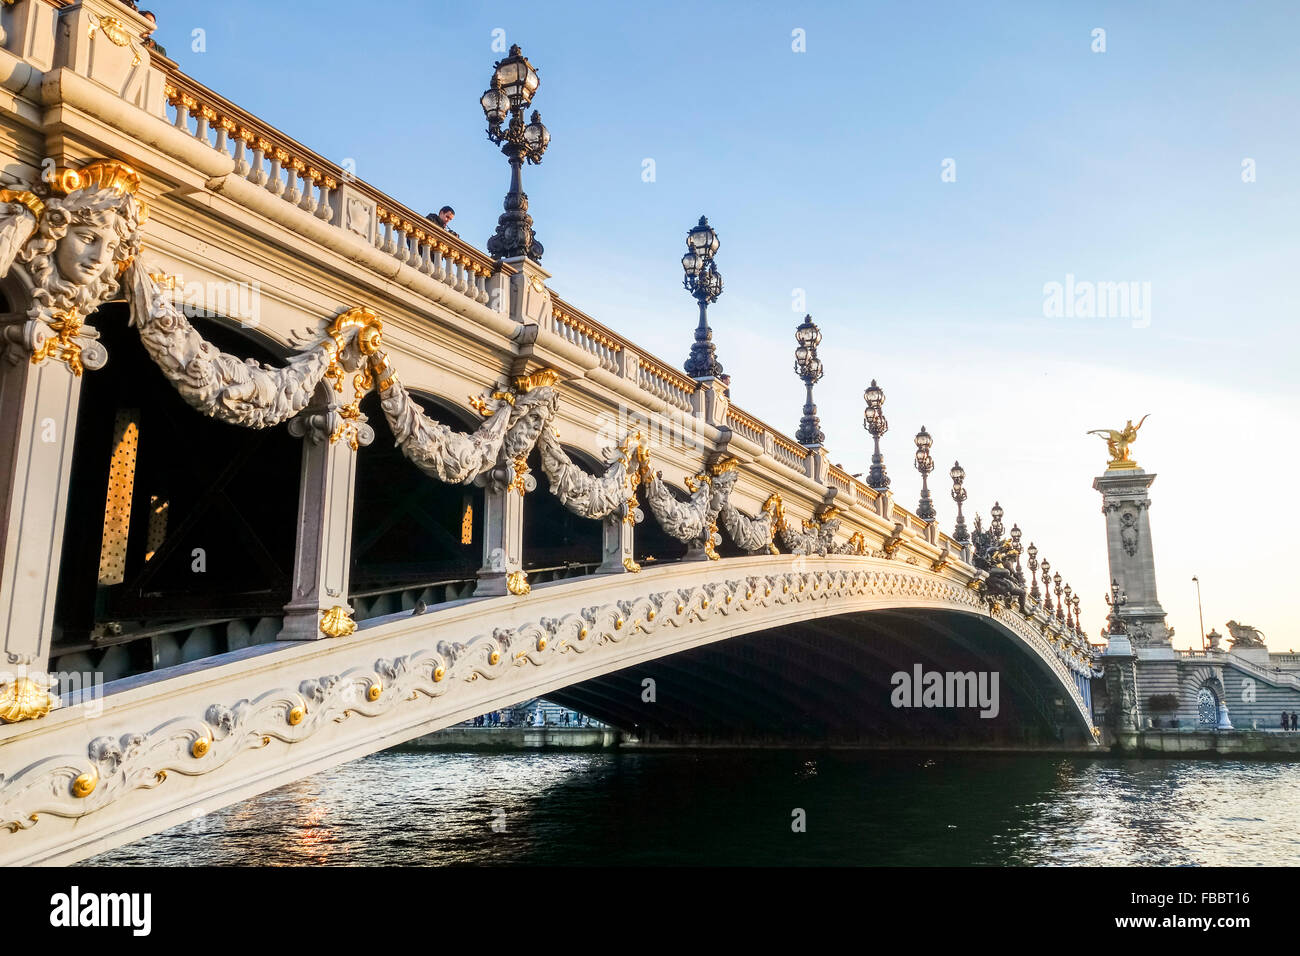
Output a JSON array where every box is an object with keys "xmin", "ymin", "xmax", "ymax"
[{"xmin": 159, "ymin": 68, "xmax": 494, "ymax": 309}]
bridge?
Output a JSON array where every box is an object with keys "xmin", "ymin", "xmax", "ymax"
[{"xmin": 0, "ymin": 0, "xmax": 1101, "ymax": 865}]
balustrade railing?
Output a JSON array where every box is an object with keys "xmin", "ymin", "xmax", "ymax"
[{"xmin": 158, "ymin": 66, "xmax": 494, "ymax": 309}]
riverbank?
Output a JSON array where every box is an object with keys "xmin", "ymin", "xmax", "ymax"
[
  {"xmin": 402, "ymin": 726, "xmax": 627, "ymax": 750},
  {"xmin": 1110, "ymin": 729, "xmax": 1300, "ymax": 755}
]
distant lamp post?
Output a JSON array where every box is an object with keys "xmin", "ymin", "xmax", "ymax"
[
  {"xmin": 1063, "ymin": 584, "xmax": 1073, "ymax": 629},
  {"xmin": 481, "ymin": 44, "xmax": 549, "ymax": 261},
  {"xmin": 1053, "ymin": 572, "xmax": 1064, "ymax": 621},
  {"xmin": 949, "ymin": 461, "xmax": 969, "ymax": 545},
  {"xmin": 863, "ymin": 379, "xmax": 889, "ymax": 490},
  {"xmin": 913, "ymin": 427, "xmax": 935, "ymax": 520},
  {"xmin": 1010, "ymin": 523, "xmax": 1023, "ymax": 579},
  {"xmin": 1041, "ymin": 559, "xmax": 1052, "ymax": 613},
  {"xmin": 1026, "ymin": 542, "xmax": 1040, "ymax": 601},
  {"xmin": 990, "ymin": 501, "xmax": 1004, "ymax": 538},
  {"xmin": 682, "ymin": 216, "xmax": 724, "ymax": 379},
  {"xmin": 1072, "ymin": 594, "xmax": 1082, "ymax": 635},
  {"xmin": 793, "ymin": 315, "xmax": 825, "ymax": 446}
]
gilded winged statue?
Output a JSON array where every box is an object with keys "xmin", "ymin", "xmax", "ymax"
[{"xmin": 1087, "ymin": 414, "xmax": 1149, "ymax": 467}]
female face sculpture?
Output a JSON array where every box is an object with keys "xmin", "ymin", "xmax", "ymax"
[
  {"xmin": 54, "ymin": 218, "xmax": 121, "ymax": 288},
  {"xmin": 20, "ymin": 186, "xmax": 142, "ymax": 316}
]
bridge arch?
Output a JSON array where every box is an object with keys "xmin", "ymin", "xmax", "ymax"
[{"xmin": 550, "ymin": 605, "xmax": 1093, "ymax": 746}]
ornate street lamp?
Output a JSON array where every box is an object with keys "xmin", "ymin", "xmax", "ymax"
[
  {"xmin": 949, "ymin": 461, "xmax": 969, "ymax": 545},
  {"xmin": 863, "ymin": 379, "xmax": 889, "ymax": 490},
  {"xmin": 1063, "ymin": 583, "xmax": 1073, "ymax": 629},
  {"xmin": 913, "ymin": 427, "xmax": 935, "ymax": 520},
  {"xmin": 1072, "ymin": 594, "xmax": 1082, "ymax": 634},
  {"xmin": 793, "ymin": 315, "xmax": 825, "ymax": 446},
  {"xmin": 682, "ymin": 216, "xmax": 724, "ymax": 379},
  {"xmin": 1009, "ymin": 523, "xmax": 1023, "ymax": 581},
  {"xmin": 481, "ymin": 45, "xmax": 550, "ymax": 261},
  {"xmin": 1105, "ymin": 579, "xmax": 1128, "ymax": 635},
  {"xmin": 990, "ymin": 501, "xmax": 1004, "ymax": 538},
  {"xmin": 1026, "ymin": 542, "xmax": 1040, "ymax": 601},
  {"xmin": 1041, "ymin": 559, "xmax": 1052, "ymax": 613},
  {"xmin": 1053, "ymin": 572, "xmax": 1064, "ymax": 622}
]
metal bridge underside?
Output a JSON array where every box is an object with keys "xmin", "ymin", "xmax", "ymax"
[{"xmin": 551, "ymin": 609, "xmax": 1085, "ymax": 747}]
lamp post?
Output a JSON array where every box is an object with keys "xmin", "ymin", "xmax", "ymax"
[
  {"xmin": 913, "ymin": 427, "xmax": 935, "ymax": 520},
  {"xmin": 863, "ymin": 379, "xmax": 889, "ymax": 490},
  {"xmin": 1063, "ymin": 583, "xmax": 1073, "ymax": 630},
  {"xmin": 1053, "ymin": 572, "xmax": 1064, "ymax": 622},
  {"xmin": 949, "ymin": 461, "xmax": 969, "ymax": 545},
  {"xmin": 681, "ymin": 216, "xmax": 724, "ymax": 379},
  {"xmin": 1010, "ymin": 524, "xmax": 1023, "ymax": 581},
  {"xmin": 1041, "ymin": 559, "xmax": 1052, "ymax": 614},
  {"xmin": 990, "ymin": 502, "xmax": 1004, "ymax": 538},
  {"xmin": 1072, "ymin": 594, "xmax": 1082, "ymax": 636},
  {"xmin": 1193, "ymin": 575, "xmax": 1206, "ymax": 651},
  {"xmin": 793, "ymin": 315, "xmax": 825, "ymax": 446},
  {"xmin": 1026, "ymin": 542, "xmax": 1040, "ymax": 601},
  {"xmin": 481, "ymin": 45, "xmax": 549, "ymax": 261}
]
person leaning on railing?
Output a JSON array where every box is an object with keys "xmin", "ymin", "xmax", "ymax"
[
  {"xmin": 141, "ymin": 10, "xmax": 167, "ymax": 58},
  {"xmin": 426, "ymin": 205, "xmax": 459, "ymax": 238}
]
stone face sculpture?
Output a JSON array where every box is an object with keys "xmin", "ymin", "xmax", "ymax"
[{"xmin": 0, "ymin": 161, "xmax": 147, "ymax": 375}]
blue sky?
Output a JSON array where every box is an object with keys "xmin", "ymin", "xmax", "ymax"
[{"xmin": 157, "ymin": 0, "xmax": 1298, "ymax": 646}]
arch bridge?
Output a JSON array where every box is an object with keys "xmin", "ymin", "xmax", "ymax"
[{"xmin": 0, "ymin": 0, "xmax": 1099, "ymax": 864}]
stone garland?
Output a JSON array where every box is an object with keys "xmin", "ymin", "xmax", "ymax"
[{"xmin": 126, "ymin": 262, "xmax": 335, "ymax": 428}]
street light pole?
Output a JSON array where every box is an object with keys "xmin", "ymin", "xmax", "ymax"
[
  {"xmin": 681, "ymin": 216, "xmax": 724, "ymax": 379},
  {"xmin": 1193, "ymin": 575, "xmax": 1206, "ymax": 651}
]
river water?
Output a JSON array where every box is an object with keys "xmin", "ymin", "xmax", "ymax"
[{"xmin": 91, "ymin": 750, "xmax": 1300, "ymax": 866}]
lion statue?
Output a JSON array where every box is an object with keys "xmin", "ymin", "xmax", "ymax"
[{"xmin": 1225, "ymin": 620, "xmax": 1266, "ymax": 648}]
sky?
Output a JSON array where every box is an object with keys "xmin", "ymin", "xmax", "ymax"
[{"xmin": 155, "ymin": 0, "xmax": 1298, "ymax": 649}]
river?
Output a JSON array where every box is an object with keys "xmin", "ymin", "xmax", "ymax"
[{"xmin": 90, "ymin": 750, "xmax": 1300, "ymax": 866}]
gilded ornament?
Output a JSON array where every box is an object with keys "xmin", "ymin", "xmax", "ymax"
[
  {"xmin": 91, "ymin": 15, "xmax": 133, "ymax": 46},
  {"xmin": 512, "ymin": 368, "xmax": 562, "ymax": 392},
  {"xmin": 536, "ymin": 636, "xmax": 547, "ymax": 651},
  {"xmin": 1087, "ymin": 415, "xmax": 1148, "ymax": 470},
  {"xmin": 367, "ymin": 682, "xmax": 382, "ymax": 702},
  {"xmin": 0, "ymin": 677, "xmax": 54, "ymax": 723},
  {"xmin": 191, "ymin": 736, "xmax": 211, "ymax": 758},
  {"xmin": 287, "ymin": 705, "xmax": 305, "ymax": 725},
  {"xmin": 72, "ymin": 773, "xmax": 97, "ymax": 798},
  {"xmin": 488, "ymin": 649, "xmax": 501, "ymax": 665},
  {"xmin": 433, "ymin": 665, "xmax": 446, "ymax": 682},
  {"xmin": 506, "ymin": 570, "xmax": 530, "ymax": 595},
  {"xmin": 319, "ymin": 605, "xmax": 356, "ymax": 638},
  {"xmin": 623, "ymin": 557, "xmax": 641, "ymax": 573}
]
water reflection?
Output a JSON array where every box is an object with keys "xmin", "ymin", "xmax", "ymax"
[{"xmin": 92, "ymin": 752, "xmax": 1300, "ymax": 866}]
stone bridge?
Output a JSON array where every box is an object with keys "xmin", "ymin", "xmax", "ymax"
[{"xmin": 0, "ymin": 0, "xmax": 1099, "ymax": 865}]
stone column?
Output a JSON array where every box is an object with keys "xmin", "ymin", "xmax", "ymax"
[
  {"xmin": 475, "ymin": 466, "xmax": 527, "ymax": 596},
  {"xmin": 279, "ymin": 393, "xmax": 371, "ymax": 640},
  {"xmin": 0, "ymin": 325, "xmax": 90, "ymax": 673},
  {"xmin": 598, "ymin": 509, "xmax": 637, "ymax": 574},
  {"xmin": 1093, "ymin": 467, "xmax": 1171, "ymax": 647}
]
